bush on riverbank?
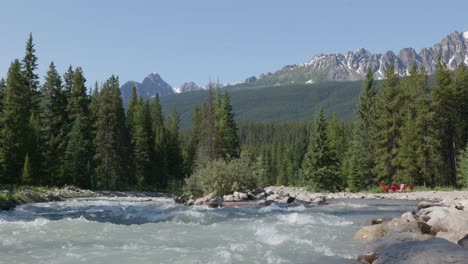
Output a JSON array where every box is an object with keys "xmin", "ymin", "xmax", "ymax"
[{"xmin": 183, "ymin": 153, "xmax": 264, "ymax": 197}]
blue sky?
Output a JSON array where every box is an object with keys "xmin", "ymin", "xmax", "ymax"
[{"xmin": 0, "ymin": 0, "xmax": 467, "ymax": 88}]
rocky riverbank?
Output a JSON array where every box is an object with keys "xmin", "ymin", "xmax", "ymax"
[
  {"xmin": 0, "ymin": 186, "xmax": 167, "ymax": 211},
  {"xmin": 352, "ymin": 191, "xmax": 468, "ymax": 263},
  {"xmin": 180, "ymin": 186, "xmax": 468, "ymax": 263}
]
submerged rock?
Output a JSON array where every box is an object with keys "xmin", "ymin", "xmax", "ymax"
[{"xmin": 374, "ymin": 238, "xmax": 468, "ymax": 264}]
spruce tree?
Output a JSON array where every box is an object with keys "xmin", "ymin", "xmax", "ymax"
[
  {"xmin": 166, "ymin": 107, "xmax": 184, "ymax": 182},
  {"xmin": 0, "ymin": 78, "xmax": 5, "ymax": 133},
  {"xmin": 432, "ymin": 57, "xmax": 457, "ymax": 185},
  {"xmin": 65, "ymin": 67, "xmax": 92, "ymax": 187},
  {"xmin": 131, "ymin": 98, "xmax": 153, "ymax": 186},
  {"xmin": 94, "ymin": 76, "xmax": 127, "ymax": 189},
  {"xmin": 63, "ymin": 65, "xmax": 74, "ymax": 100},
  {"xmin": 67, "ymin": 67, "xmax": 89, "ymax": 123},
  {"xmin": 151, "ymin": 94, "xmax": 169, "ymax": 186},
  {"xmin": 395, "ymin": 65, "xmax": 441, "ymax": 186},
  {"xmin": 301, "ymin": 109, "xmax": 339, "ymax": 191},
  {"xmin": 0, "ymin": 78, "xmax": 5, "ymax": 114},
  {"xmin": 27, "ymin": 113, "xmax": 45, "ymax": 185},
  {"xmin": 22, "ymin": 33, "xmax": 41, "ymax": 115},
  {"xmin": 356, "ymin": 67, "xmax": 377, "ymax": 187},
  {"xmin": 127, "ymin": 86, "xmax": 138, "ymax": 133},
  {"xmin": 183, "ymin": 105, "xmax": 202, "ymax": 177},
  {"xmin": 63, "ymin": 118, "xmax": 89, "ymax": 187},
  {"xmin": 0, "ymin": 60, "xmax": 30, "ymax": 184},
  {"xmin": 217, "ymin": 91, "xmax": 240, "ymax": 159},
  {"xmin": 373, "ymin": 63, "xmax": 401, "ymax": 184},
  {"xmin": 41, "ymin": 62, "xmax": 68, "ymax": 185}
]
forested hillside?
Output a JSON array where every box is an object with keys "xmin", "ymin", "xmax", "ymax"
[{"xmin": 161, "ymin": 80, "xmax": 364, "ymax": 127}]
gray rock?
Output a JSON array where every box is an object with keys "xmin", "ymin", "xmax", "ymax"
[
  {"xmin": 266, "ymin": 194, "xmax": 280, "ymax": 201},
  {"xmin": 457, "ymin": 234, "xmax": 468, "ymax": 248},
  {"xmin": 374, "ymin": 238, "xmax": 468, "ymax": 264},
  {"xmin": 279, "ymin": 196, "xmax": 295, "ymax": 204},
  {"xmin": 223, "ymin": 194, "xmax": 235, "ymax": 202},
  {"xmin": 363, "ymin": 232, "xmax": 433, "ymax": 259},
  {"xmin": 400, "ymin": 211, "xmax": 416, "ymax": 222},
  {"xmin": 418, "ymin": 201, "xmax": 436, "ymax": 210},
  {"xmin": 455, "ymin": 202, "xmax": 464, "ymax": 210}
]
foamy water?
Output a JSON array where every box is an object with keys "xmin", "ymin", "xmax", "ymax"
[{"xmin": 0, "ymin": 197, "xmax": 417, "ymax": 263}]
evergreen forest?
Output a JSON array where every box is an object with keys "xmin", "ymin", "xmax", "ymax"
[{"xmin": 1, "ymin": 35, "xmax": 468, "ymax": 195}]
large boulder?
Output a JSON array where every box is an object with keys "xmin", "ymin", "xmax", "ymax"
[
  {"xmin": 194, "ymin": 193, "xmax": 216, "ymax": 205},
  {"xmin": 358, "ymin": 232, "xmax": 433, "ymax": 264},
  {"xmin": 354, "ymin": 224, "xmax": 388, "ymax": 243},
  {"xmin": 374, "ymin": 238, "xmax": 468, "ymax": 264}
]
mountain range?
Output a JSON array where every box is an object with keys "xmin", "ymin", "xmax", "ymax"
[{"xmin": 121, "ymin": 30, "xmax": 468, "ymax": 104}]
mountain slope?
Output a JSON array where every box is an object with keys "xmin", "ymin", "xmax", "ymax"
[
  {"xmin": 121, "ymin": 73, "xmax": 173, "ymax": 105},
  {"xmin": 160, "ymin": 80, "xmax": 366, "ymax": 128},
  {"xmin": 244, "ymin": 31, "xmax": 468, "ymax": 87}
]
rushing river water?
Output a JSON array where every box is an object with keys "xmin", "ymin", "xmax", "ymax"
[{"xmin": 0, "ymin": 197, "xmax": 417, "ymax": 264}]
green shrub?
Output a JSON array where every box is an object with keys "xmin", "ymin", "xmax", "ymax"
[{"xmin": 184, "ymin": 153, "xmax": 264, "ymax": 197}]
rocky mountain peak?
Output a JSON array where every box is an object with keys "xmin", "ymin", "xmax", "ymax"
[
  {"xmin": 245, "ymin": 31, "xmax": 468, "ymax": 86},
  {"xmin": 120, "ymin": 72, "xmax": 173, "ymax": 106},
  {"xmin": 175, "ymin": 82, "xmax": 202, "ymax": 93}
]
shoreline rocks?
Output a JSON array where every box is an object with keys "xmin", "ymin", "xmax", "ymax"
[
  {"xmin": 181, "ymin": 187, "xmax": 327, "ymax": 207},
  {"xmin": 354, "ymin": 192, "xmax": 468, "ymax": 263}
]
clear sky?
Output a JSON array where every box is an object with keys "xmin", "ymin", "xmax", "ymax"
[{"xmin": 0, "ymin": 0, "xmax": 467, "ymax": 88}]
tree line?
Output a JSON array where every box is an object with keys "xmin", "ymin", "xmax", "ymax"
[
  {"xmin": 239, "ymin": 61, "xmax": 468, "ymax": 192},
  {"xmin": 0, "ymin": 34, "xmax": 239, "ymax": 191},
  {"xmin": 1, "ymin": 34, "xmax": 468, "ymax": 194}
]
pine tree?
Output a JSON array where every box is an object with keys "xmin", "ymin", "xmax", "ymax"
[
  {"xmin": 22, "ymin": 33, "xmax": 41, "ymax": 116},
  {"xmin": 94, "ymin": 76, "xmax": 127, "ymax": 189},
  {"xmin": 373, "ymin": 63, "xmax": 401, "ymax": 184},
  {"xmin": 0, "ymin": 60, "xmax": 30, "ymax": 184},
  {"xmin": 301, "ymin": 109, "xmax": 339, "ymax": 191},
  {"xmin": 41, "ymin": 62, "xmax": 68, "ymax": 185},
  {"xmin": 356, "ymin": 67, "xmax": 377, "ymax": 187}
]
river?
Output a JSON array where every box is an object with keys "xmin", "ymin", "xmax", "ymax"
[{"xmin": 0, "ymin": 197, "xmax": 417, "ymax": 263}]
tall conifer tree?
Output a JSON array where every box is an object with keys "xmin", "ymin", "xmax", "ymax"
[
  {"xmin": 301, "ymin": 109, "xmax": 339, "ymax": 191},
  {"xmin": 0, "ymin": 60, "xmax": 30, "ymax": 184},
  {"xmin": 373, "ymin": 64, "xmax": 401, "ymax": 184}
]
